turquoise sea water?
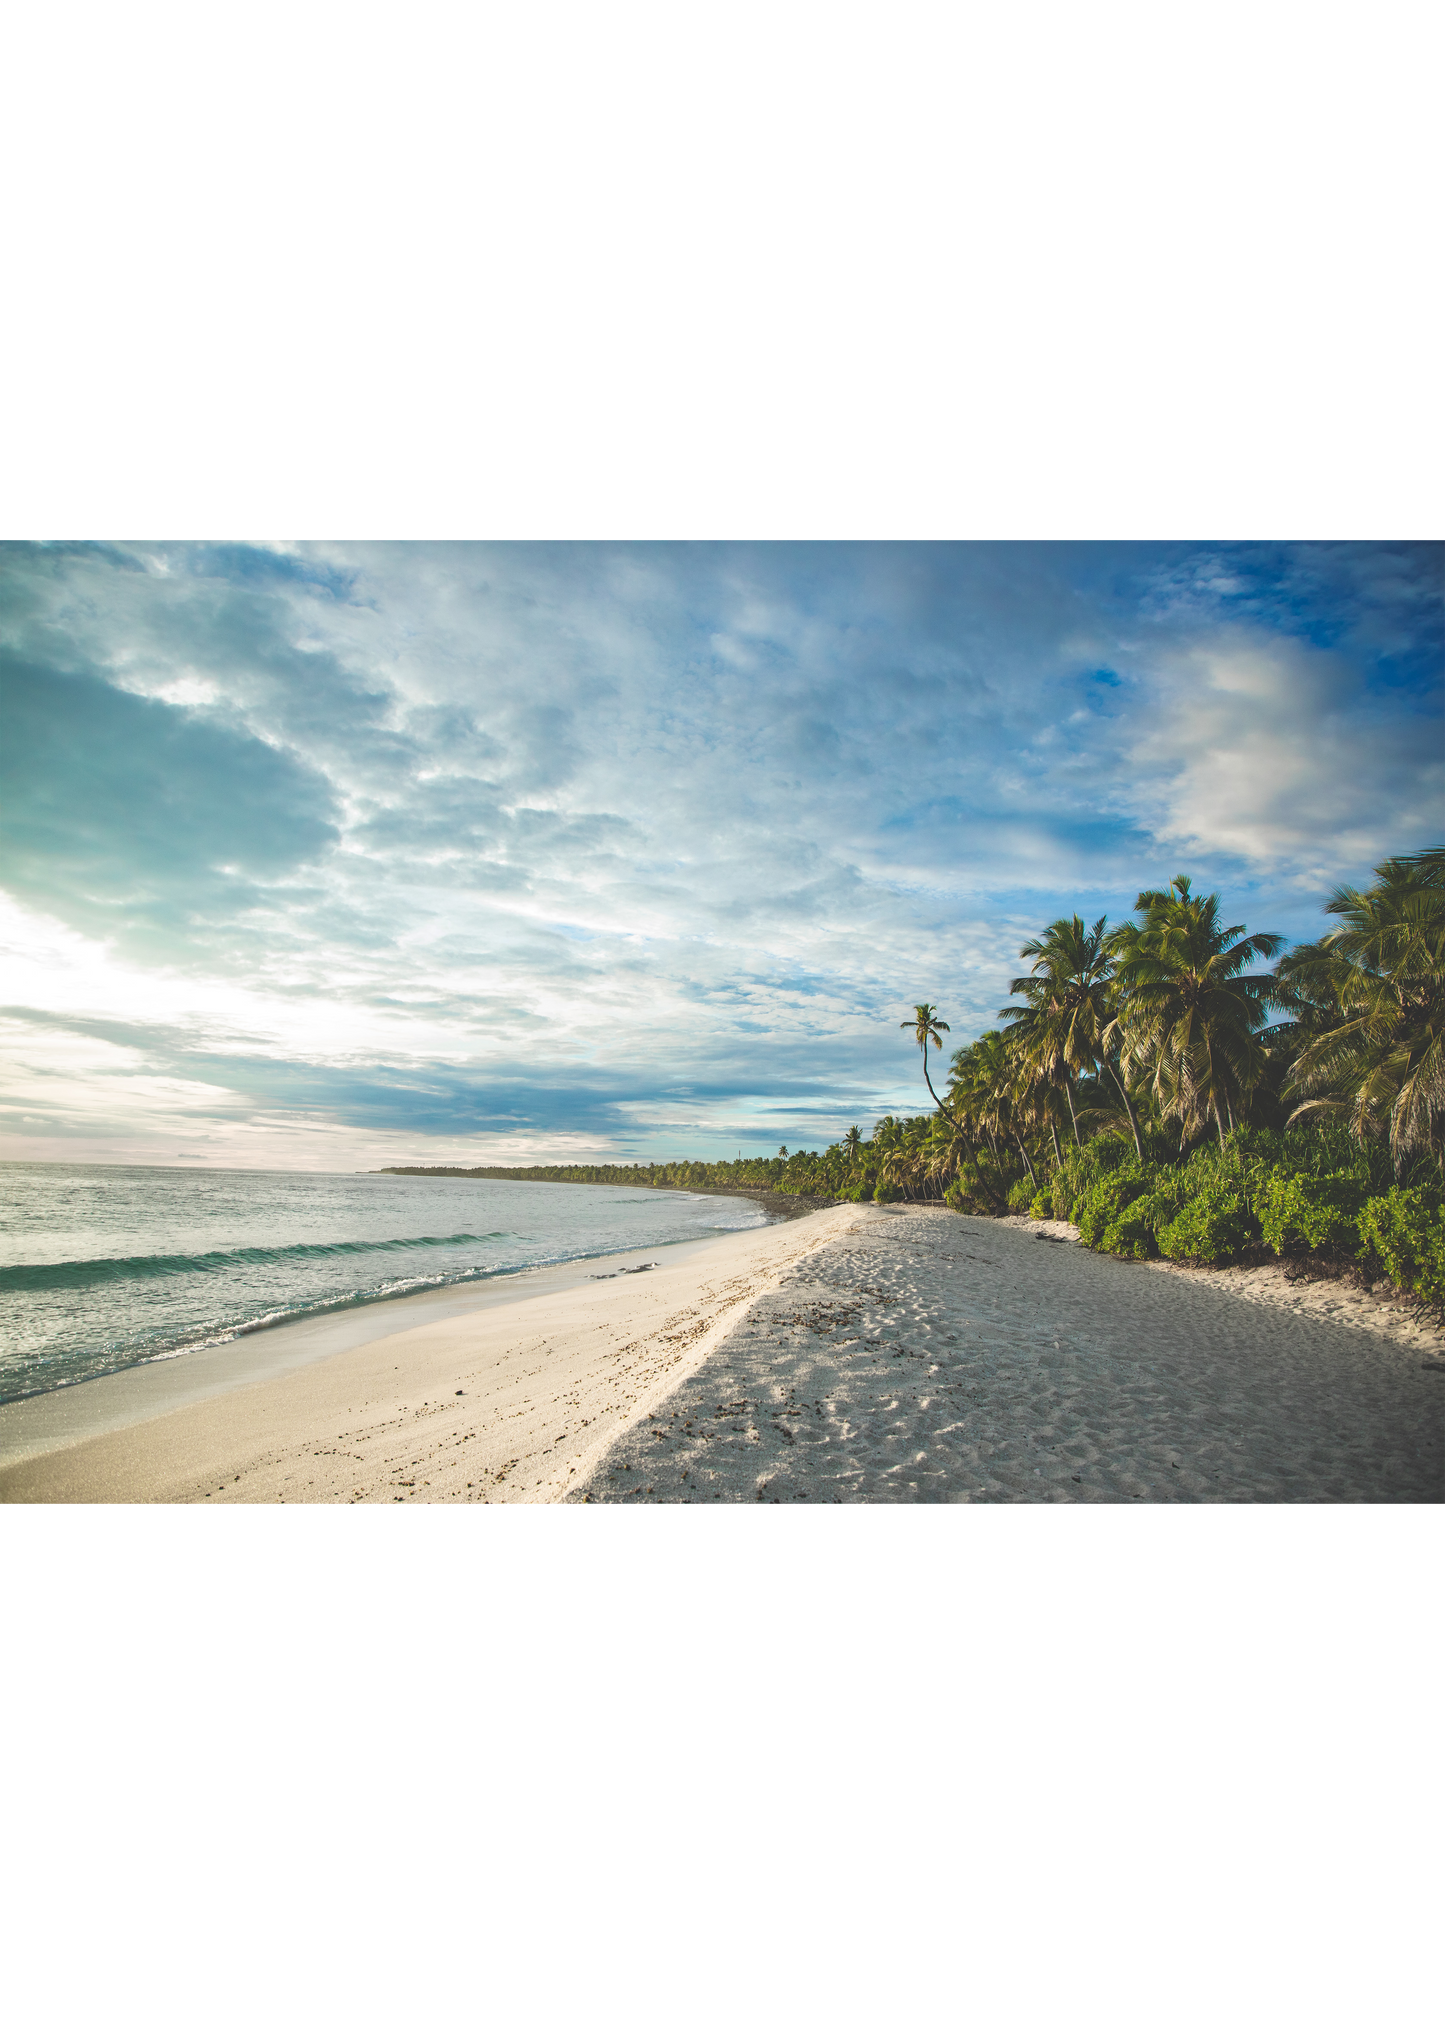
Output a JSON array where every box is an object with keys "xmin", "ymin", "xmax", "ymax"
[{"xmin": 0, "ymin": 1164, "xmax": 768, "ymax": 1403}]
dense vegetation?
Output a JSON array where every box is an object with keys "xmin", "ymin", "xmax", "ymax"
[
  {"xmin": 924, "ymin": 848, "xmax": 1445, "ymax": 1307},
  {"xmin": 385, "ymin": 849, "xmax": 1443, "ymax": 1307}
]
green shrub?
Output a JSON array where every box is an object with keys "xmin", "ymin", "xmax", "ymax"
[
  {"xmin": 1155, "ymin": 1190, "xmax": 1253, "ymax": 1263},
  {"xmin": 1007, "ymin": 1178, "xmax": 1036, "ymax": 1214},
  {"xmin": 1012, "ymin": 1121, "xmax": 1445, "ymax": 1303},
  {"xmin": 1073, "ymin": 1168, "xmax": 1151, "ymax": 1248},
  {"xmin": 1255, "ymin": 1172, "xmax": 1368, "ymax": 1258},
  {"xmin": 945, "ymin": 1162, "xmax": 1010, "ymax": 1214},
  {"xmin": 873, "ymin": 1180, "xmax": 902, "ymax": 1204},
  {"xmin": 1051, "ymin": 1133, "xmax": 1142, "ymax": 1219},
  {"xmin": 1360, "ymin": 1187, "xmax": 1445, "ymax": 1305},
  {"xmin": 1100, "ymin": 1192, "xmax": 1166, "ymax": 1259}
]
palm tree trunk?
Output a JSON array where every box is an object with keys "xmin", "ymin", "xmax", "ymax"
[
  {"xmin": 1050, "ymin": 1122, "xmax": 1064, "ymax": 1170},
  {"xmin": 921, "ymin": 1042, "xmax": 971, "ymax": 1145},
  {"xmin": 920, "ymin": 1047, "xmax": 1005, "ymax": 1204},
  {"xmin": 1016, "ymin": 1136, "xmax": 1037, "ymax": 1186},
  {"xmin": 1064, "ymin": 1075, "xmax": 1080, "ymax": 1145},
  {"xmin": 1106, "ymin": 1057, "xmax": 1146, "ymax": 1161}
]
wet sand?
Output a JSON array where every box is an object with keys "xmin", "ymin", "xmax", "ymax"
[{"xmin": 574, "ymin": 1207, "xmax": 1445, "ymax": 1503}]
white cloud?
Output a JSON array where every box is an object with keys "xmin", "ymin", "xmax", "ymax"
[
  {"xmin": 2, "ymin": 541, "xmax": 1437, "ymax": 1164},
  {"xmin": 1123, "ymin": 631, "xmax": 1440, "ymax": 883}
]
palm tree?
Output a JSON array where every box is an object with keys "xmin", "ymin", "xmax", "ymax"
[
  {"xmin": 1108, "ymin": 877, "xmax": 1283, "ymax": 1146},
  {"xmin": 948, "ymin": 1038, "xmax": 998, "ymax": 1163},
  {"xmin": 842, "ymin": 1125, "xmax": 862, "ymax": 1166},
  {"xmin": 950, "ymin": 1030, "xmax": 1039, "ymax": 1183},
  {"xmin": 1018, "ymin": 1059, "xmax": 1070, "ymax": 1170},
  {"xmin": 1002, "ymin": 912, "xmax": 1146, "ymax": 1158},
  {"xmin": 921, "ymin": 1118, "xmax": 960, "ymax": 1195},
  {"xmin": 871, "ymin": 1115, "xmax": 908, "ymax": 1198},
  {"xmin": 1279, "ymin": 848, "xmax": 1445, "ymax": 1173},
  {"xmin": 902, "ymin": 1003, "xmax": 952, "ymax": 1115},
  {"xmin": 900, "ymin": 1001, "xmax": 996, "ymax": 1181},
  {"xmin": 999, "ymin": 1012, "xmax": 1077, "ymax": 1169}
]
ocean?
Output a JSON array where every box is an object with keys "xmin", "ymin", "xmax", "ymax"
[{"xmin": 0, "ymin": 1163, "xmax": 770, "ymax": 1404}]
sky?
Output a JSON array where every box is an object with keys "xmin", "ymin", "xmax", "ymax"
[{"xmin": 1, "ymin": 540, "xmax": 1440, "ymax": 1172}]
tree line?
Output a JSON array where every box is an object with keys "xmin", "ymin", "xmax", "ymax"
[
  {"xmin": 382, "ymin": 848, "xmax": 1443, "ymax": 1301},
  {"xmin": 893, "ymin": 846, "xmax": 1443, "ymax": 1303},
  {"xmin": 379, "ymin": 1148, "xmax": 873, "ymax": 1197}
]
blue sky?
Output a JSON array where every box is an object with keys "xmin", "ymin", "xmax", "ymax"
[{"xmin": 1, "ymin": 540, "xmax": 1439, "ymax": 1170}]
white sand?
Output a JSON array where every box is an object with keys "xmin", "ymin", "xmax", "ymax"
[
  {"xmin": 8, "ymin": 1200, "xmax": 1439, "ymax": 1504},
  {"xmin": 994, "ymin": 1213, "xmax": 1445, "ymax": 1358},
  {"xmin": 575, "ymin": 1207, "xmax": 1445, "ymax": 1503},
  {"xmin": 0, "ymin": 1206, "xmax": 859, "ymax": 1503}
]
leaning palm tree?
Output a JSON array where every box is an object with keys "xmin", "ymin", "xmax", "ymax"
[
  {"xmin": 900, "ymin": 1003, "xmax": 994, "ymax": 1172},
  {"xmin": 1279, "ymin": 848, "xmax": 1445, "ymax": 1173},
  {"xmin": 901, "ymin": 1004, "xmax": 953, "ymax": 1115},
  {"xmin": 1108, "ymin": 877, "xmax": 1283, "ymax": 1145}
]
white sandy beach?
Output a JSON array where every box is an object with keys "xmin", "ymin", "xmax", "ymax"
[
  {"xmin": 0, "ymin": 1206, "xmax": 858, "ymax": 1503},
  {"xmin": 1007, "ymin": 1212, "xmax": 1445, "ymax": 1356},
  {"xmin": 3, "ymin": 1202, "xmax": 1440, "ymax": 1504},
  {"xmin": 577, "ymin": 1207, "xmax": 1444, "ymax": 1504}
]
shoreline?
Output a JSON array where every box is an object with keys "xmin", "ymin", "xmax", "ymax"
[
  {"xmin": 8, "ymin": 1199, "xmax": 1439, "ymax": 1505},
  {"xmin": 686, "ymin": 1188, "xmax": 846, "ymax": 1220},
  {"xmin": 0, "ymin": 1205, "xmax": 861, "ymax": 1502},
  {"xmin": 0, "ymin": 1186, "xmax": 785, "ymax": 1458}
]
